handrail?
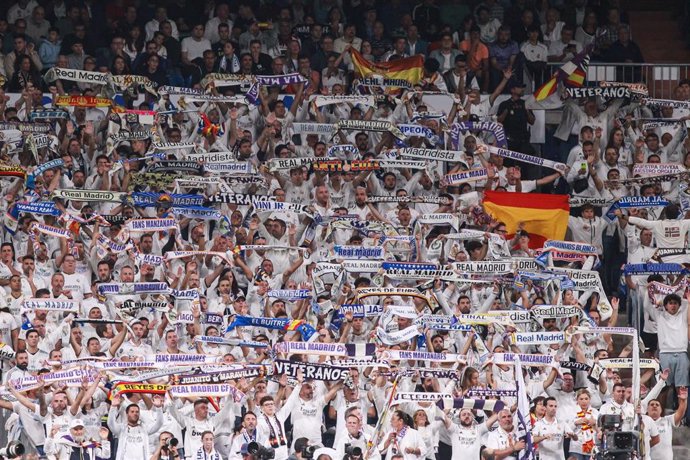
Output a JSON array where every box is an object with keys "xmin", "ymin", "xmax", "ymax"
[{"xmin": 527, "ymin": 61, "xmax": 689, "ymax": 98}]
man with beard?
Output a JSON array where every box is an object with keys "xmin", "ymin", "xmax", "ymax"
[
  {"xmin": 108, "ymin": 394, "xmax": 164, "ymax": 460},
  {"xmin": 348, "ymin": 186, "xmax": 386, "ymax": 222},
  {"xmin": 45, "ymin": 419, "xmax": 111, "ymax": 460},
  {"xmin": 444, "ymin": 408, "xmax": 498, "ymax": 459},
  {"xmin": 3, "ymin": 349, "xmax": 30, "ymax": 383}
]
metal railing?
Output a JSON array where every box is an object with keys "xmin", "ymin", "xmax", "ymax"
[{"xmin": 527, "ymin": 62, "xmax": 690, "ymax": 99}]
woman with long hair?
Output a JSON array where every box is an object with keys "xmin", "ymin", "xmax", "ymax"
[
  {"xmin": 8, "ymin": 55, "xmax": 41, "ymax": 92},
  {"xmin": 380, "ymin": 410, "xmax": 426, "ymax": 459},
  {"xmin": 124, "ymin": 25, "xmax": 145, "ymax": 61},
  {"xmin": 111, "ymin": 55, "xmax": 131, "ymax": 76},
  {"xmin": 568, "ymin": 389, "xmax": 599, "ymax": 460},
  {"xmin": 413, "ymin": 409, "xmax": 443, "ymax": 460},
  {"xmin": 460, "ymin": 366, "xmax": 484, "ymax": 394},
  {"xmin": 606, "ymin": 126, "xmax": 633, "ymax": 168}
]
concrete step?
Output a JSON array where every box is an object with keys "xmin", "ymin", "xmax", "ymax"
[{"xmin": 674, "ymin": 446, "xmax": 690, "ymax": 457}]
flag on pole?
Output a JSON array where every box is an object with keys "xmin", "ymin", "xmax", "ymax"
[
  {"xmin": 515, "ymin": 355, "xmax": 536, "ymax": 460},
  {"xmin": 533, "ymin": 45, "xmax": 592, "ymax": 101}
]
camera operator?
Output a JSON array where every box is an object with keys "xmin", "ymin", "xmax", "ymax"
[
  {"xmin": 151, "ymin": 431, "xmax": 181, "ymax": 460},
  {"xmin": 599, "ymin": 384, "xmax": 636, "ymax": 431},
  {"xmin": 332, "ymin": 409, "xmax": 379, "ymax": 460},
  {"xmin": 287, "ymin": 437, "xmax": 311, "ymax": 460}
]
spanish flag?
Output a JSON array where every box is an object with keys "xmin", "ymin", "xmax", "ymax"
[
  {"xmin": 533, "ymin": 45, "xmax": 592, "ymax": 101},
  {"xmin": 350, "ymin": 48, "xmax": 424, "ymax": 89},
  {"xmin": 483, "ymin": 191, "xmax": 570, "ymax": 249}
]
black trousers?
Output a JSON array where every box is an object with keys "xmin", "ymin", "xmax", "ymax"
[{"xmin": 436, "ymin": 441, "xmax": 452, "ymax": 460}]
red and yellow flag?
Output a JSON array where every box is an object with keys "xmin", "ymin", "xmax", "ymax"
[
  {"xmin": 350, "ymin": 48, "xmax": 424, "ymax": 89},
  {"xmin": 483, "ymin": 191, "xmax": 570, "ymax": 249}
]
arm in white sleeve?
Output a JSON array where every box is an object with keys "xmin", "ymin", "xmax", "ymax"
[{"xmin": 640, "ymin": 377, "xmax": 667, "ymax": 412}]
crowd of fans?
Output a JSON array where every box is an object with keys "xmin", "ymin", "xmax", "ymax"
[{"xmin": 0, "ymin": 1, "xmax": 685, "ymax": 460}]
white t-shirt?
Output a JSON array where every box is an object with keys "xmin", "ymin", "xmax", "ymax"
[
  {"xmin": 448, "ymin": 422, "xmax": 488, "ymax": 460},
  {"xmin": 649, "ymin": 303, "xmax": 688, "ymax": 353},
  {"xmin": 520, "ymin": 42, "xmax": 548, "ymax": 63},
  {"xmin": 485, "ymin": 427, "xmax": 517, "ymax": 460},
  {"xmin": 650, "ymin": 414, "xmax": 676, "ymax": 460},
  {"xmin": 181, "ymin": 37, "xmax": 212, "ymax": 61},
  {"xmin": 0, "ymin": 311, "xmax": 17, "ymax": 347},
  {"xmin": 628, "ymin": 216, "xmax": 690, "ymax": 249},
  {"xmin": 533, "ymin": 418, "xmax": 570, "ymax": 460},
  {"xmin": 61, "ymin": 272, "xmax": 90, "ymax": 301},
  {"xmin": 285, "ymin": 391, "xmax": 327, "ymax": 446},
  {"xmin": 640, "ymin": 414, "xmax": 659, "ymax": 460}
]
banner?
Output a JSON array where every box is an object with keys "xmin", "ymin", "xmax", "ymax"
[
  {"xmin": 399, "ymin": 147, "xmax": 466, "ymax": 163},
  {"xmin": 333, "ymin": 119, "xmax": 405, "ymax": 140},
  {"xmin": 311, "ymin": 94, "xmax": 376, "ymax": 107},
  {"xmin": 51, "ymin": 189, "xmax": 129, "ymax": 203},
  {"xmin": 98, "ymin": 282, "xmax": 170, "ymax": 296},
  {"xmin": 44, "ymin": 67, "xmax": 109, "ymax": 85},
  {"xmin": 488, "ymin": 146, "xmax": 567, "ymax": 174},
  {"xmin": 273, "ymin": 359, "xmax": 350, "ymax": 381},
  {"xmin": 632, "ymin": 163, "xmax": 685, "ymax": 177},
  {"xmin": 604, "ymin": 195, "xmax": 668, "ymax": 221},
  {"xmin": 490, "ymin": 353, "xmax": 555, "ymax": 366},
  {"xmin": 55, "ymin": 95, "xmax": 112, "ymax": 107},
  {"xmin": 148, "ymin": 160, "xmax": 203, "ymax": 175},
  {"xmin": 125, "ymin": 218, "xmax": 178, "ymax": 232},
  {"xmin": 444, "ymin": 168, "xmax": 489, "ymax": 185},
  {"xmin": 174, "ymin": 366, "xmax": 270, "ymax": 385},
  {"xmin": 381, "ymin": 350, "xmax": 466, "ymax": 363},
  {"xmin": 566, "ymin": 86, "xmax": 631, "ymax": 99},
  {"xmin": 169, "ymin": 384, "xmax": 244, "ymax": 400},
  {"xmin": 510, "ymin": 331, "xmax": 565, "ymax": 345},
  {"xmin": 332, "ymin": 245, "xmax": 384, "ymax": 259},
  {"xmin": 226, "ymin": 316, "xmax": 316, "ymax": 340},
  {"xmin": 15, "ymin": 201, "xmax": 60, "ymax": 216},
  {"xmin": 274, "ymin": 341, "xmax": 348, "ymax": 357},
  {"xmin": 21, "ymin": 299, "xmax": 79, "ymax": 313},
  {"xmin": 450, "ymin": 121, "xmax": 508, "ymax": 149}
]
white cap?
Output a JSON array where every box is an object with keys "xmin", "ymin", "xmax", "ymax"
[{"xmin": 70, "ymin": 419, "xmax": 85, "ymax": 429}]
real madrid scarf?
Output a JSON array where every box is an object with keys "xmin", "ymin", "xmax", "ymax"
[
  {"xmin": 488, "ymin": 146, "xmax": 567, "ymax": 173},
  {"xmin": 225, "ymin": 315, "xmax": 316, "ymax": 340},
  {"xmin": 55, "ymin": 95, "xmax": 112, "ymax": 107},
  {"xmin": 333, "ymin": 119, "xmax": 405, "ymax": 140},
  {"xmin": 450, "ymin": 121, "xmax": 508, "ymax": 149},
  {"xmin": 51, "ymin": 189, "xmax": 129, "ymax": 203}
]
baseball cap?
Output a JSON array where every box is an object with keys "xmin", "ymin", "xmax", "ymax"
[{"xmin": 70, "ymin": 419, "xmax": 85, "ymax": 429}]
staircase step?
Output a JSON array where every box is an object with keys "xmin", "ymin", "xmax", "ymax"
[{"xmin": 625, "ymin": 2, "xmax": 689, "ymax": 64}]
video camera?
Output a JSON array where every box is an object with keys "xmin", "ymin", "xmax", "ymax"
[
  {"xmin": 343, "ymin": 443, "xmax": 363, "ymax": 460},
  {"xmin": 0, "ymin": 441, "xmax": 24, "ymax": 459},
  {"xmin": 247, "ymin": 441, "xmax": 275, "ymax": 460},
  {"xmin": 596, "ymin": 414, "xmax": 639, "ymax": 460}
]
